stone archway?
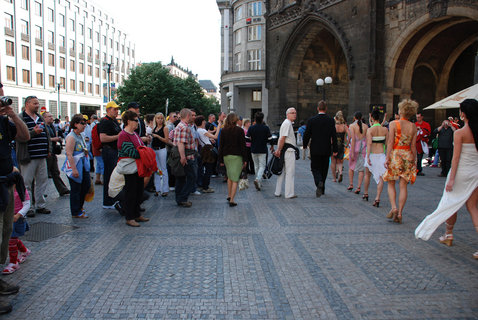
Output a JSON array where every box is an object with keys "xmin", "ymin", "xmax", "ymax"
[{"xmin": 276, "ymin": 16, "xmax": 350, "ymax": 122}]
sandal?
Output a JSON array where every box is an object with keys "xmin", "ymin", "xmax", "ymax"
[
  {"xmin": 362, "ymin": 194, "xmax": 368, "ymax": 201},
  {"xmin": 387, "ymin": 208, "xmax": 398, "ymax": 219},
  {"xmin": 354, "ymin": 188, "xmax": 361, "ymax": 194},
  {"xmin": 394, "ymin": 213, "xmax": 402, "ymax": 224},
  {"xmin": 18, "ymin": 249, "xmax": 31, "ymax": 264},
  {"xmin": 2, "ymin": 262, "xmax": 19, "ymax": 275},
  {"xmin": 439, "ymin": 234, "xmax": 453, "ymax": 246},
  {"xmin": 372, "ymin": 199, "xmax": 380, "ymax": 208},
  {"xmin": 338, "ymin": 173, "xmax": 343, "ymax": 183},
  {"xmin": 347, "ymin": 185, "xmax": 354, "ymax": 191}
]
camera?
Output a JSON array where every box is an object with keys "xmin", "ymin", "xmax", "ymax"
[{"xmin": 0, "ymin": 96, "xmax": 13, "ymax": 106}]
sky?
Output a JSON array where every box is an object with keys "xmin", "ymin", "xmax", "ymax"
[{"xmin": 92, "ymin": 0, "xmax": 222, "ymax": 87}]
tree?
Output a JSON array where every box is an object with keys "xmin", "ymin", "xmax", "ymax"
[{"xmin": 117, "ymin": 62, "xmax": 220, "ymax": 116}]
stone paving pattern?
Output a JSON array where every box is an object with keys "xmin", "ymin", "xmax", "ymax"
[{"xmin": 3, "ymin": 157, "xmax": 478, "ymax": 319}]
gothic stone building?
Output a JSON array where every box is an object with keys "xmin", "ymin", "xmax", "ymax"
[{"xmin": 266, "ymin": 0, "xmax": 478, "ymax": 127}]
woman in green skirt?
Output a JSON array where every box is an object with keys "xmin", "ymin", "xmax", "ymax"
[{"xmin": 219, "ymin": 113, "xmax": 247, "ymax": 206}]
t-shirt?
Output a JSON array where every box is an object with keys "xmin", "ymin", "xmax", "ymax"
[
  {"xmin": 197, "ymin": 128, "xmax": 212, "ymax": 147},
  {"xmin": 246, "ymin": 123, "xmax": 272, "ymax": 154},
  {"xmin": 22, "ymin": 111, "xmax": 49, "ymax": 159},
  {"xmin": 98, "ymin": 115, "xmax": 121, "ymax": 149},
  {"xmin": 279, "ymin": 119, "xmax": 296, "ymax": 147},
  {"xmin": 0, "ymin": 116, "xmax": 16, "ymax": 176}
]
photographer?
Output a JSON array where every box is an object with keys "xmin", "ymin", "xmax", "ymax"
[
  {"xmin": 434, "ymin": 119, "xmax": 456, "ymax": 177},
  {"xmin": 0, "ymin": 82, "xmax": 29, "ymax": 314}
]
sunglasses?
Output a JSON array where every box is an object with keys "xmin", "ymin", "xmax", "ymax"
[{"xmin": 80, "ymin": 121, "xmax": 86, "ymax": 125}]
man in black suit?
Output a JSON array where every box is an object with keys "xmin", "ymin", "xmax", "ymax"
[{"xmin": 303, "ymin": 101, "xmax": 338, "ymax": 197}]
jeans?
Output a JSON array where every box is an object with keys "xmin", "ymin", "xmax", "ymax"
[
  {"xmin": 197, "ymin": 155, "xmax": 214, "ymax": 189},
  {"xmin": 95, "ymin": 155, "xmax": 104, "ymax": 175},
  {"xmin": 175, "ymin": 159, "xmax": 196, "ymax": 204},
  {"xmin": 153, "ymin": 148, "xmax": 169, "ymax": 193},
  {"xmin": 252, "ymin": 153, "xmax": 267, "ymax": 183},
  {"xmin": 102, "ymin": 147, "xmax": 118, "ymax": 206},
  {"xmin": 68, "ymin": 169, "xmax": 91, "ymax": 216}
]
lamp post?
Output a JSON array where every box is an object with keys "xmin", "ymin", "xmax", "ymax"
[
  {"xmin": 57, "ymin": 83, "xmax": 61, "ymax": 117},
  {"xmin": 103, "ymin": 63, "xmax": 114, "ymax": 102},
  {"xmin": 226, "ymin": 91, "xmax": 233, "ymax": 113},
  {"xmin": 316, "ymin": 76, "xmax": 333, "ymax": 101}
]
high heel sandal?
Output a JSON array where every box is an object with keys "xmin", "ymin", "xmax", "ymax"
[
  {"xmin": 473, "ymin": 251, "xmax": 478, "ymax": 260},
  {"xmin": 347, "ymin": 185, "xmax": 353, "ymax": 191},
  {"xmin": 372, "ymin": 199, "xmax": 380, "ymax": 207},
  {"xmin": 387, "ymin": 208, "xmax": 398, "ymax": 219},
  {"xmin": 354, "ymin": 188, "xmax": 361, "ymax": 194},
  {"xmin": 394, "ymin": 213, "xmax": 402, "ymax": 224},
  {"xmin": 439, "ymin": 234, "xmax": 453, "ymax": 246},
  {"xmin": 338, "ymin": 173, "xmax": 343, "ymax": 183},
  {"xmin": 362, "ymin": 194, "xmax": 368, "ymax": 201}
]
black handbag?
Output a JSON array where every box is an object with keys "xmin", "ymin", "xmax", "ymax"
[{"xmin": 53, "ymin": 143, "xmax": 62, "ymax": 155}]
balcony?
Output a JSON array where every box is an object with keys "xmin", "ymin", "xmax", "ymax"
[
  {"xmin": 79, "ymin": 53, "xmax": 84, "ymax": 60},
  {"xmin": 4, "ymin": 27, "xmax": 14, "ymax": 37},
  {"xmin": 35, "ymin": 38, "xmax": 43, "ymax": 46},
  {"xmin": 87, "ymin": 56, "xmax": 92, "ymax": 63},
  {"xmin": 70, "ymin": 49, "xmax": 76, "ymax": 57},
  {"xmin": 115, "ymin": 65, "xmax": 119, "ymax": 71},
  {"xmin": 48, "ymin": 42, "xmax": 55, "ymax": 50},
  {"xmin": 59, "ymin": 46, "xmax": 65, "ymax": 54},
  {"xmin": 95, "ymin": 58, "xmax": 100, "ymax": 65},
  {"xmin": 21, "ymin": 33, "xmax": 30, "ymax": 42}
]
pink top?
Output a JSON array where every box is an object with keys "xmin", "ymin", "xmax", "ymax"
[
  {"xmin": 117, "ymin": 130, "xmax": 144, "ymax": 149},
  {"xmin": 244, "ymin": 128, "xmax": 251, "ymax": 148}
]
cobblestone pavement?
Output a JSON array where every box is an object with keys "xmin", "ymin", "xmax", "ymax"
[{"xmin": 3, "ymin": 156, "xmax": 478, "ymax": 319}]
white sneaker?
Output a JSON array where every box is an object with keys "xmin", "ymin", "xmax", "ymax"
[
  {"xmin": 2, "ymin": 262, "xmax": 19, "ymax": 275},
  {"xmin": 169, "ymin": 187, "xmax": 175, "ymax": 191},
  {"xmin": 102, "ymin": 205, "xmax": 115, "ymax": 209},
  {"xmin": 18, "ymin": 248, "xmax": 31, "ymax": 264},
  {"xmin": 192, "ymin": 191, "xmax": 202, "ymax": 195}
]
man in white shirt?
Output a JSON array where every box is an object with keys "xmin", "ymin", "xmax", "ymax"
[{"xmin": 274, "ymin": 107, "xmax": 297, "ymax": 199}]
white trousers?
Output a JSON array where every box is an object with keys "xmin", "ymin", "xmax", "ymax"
[
  {"xmin": 252, "ymin": 153, "xmax": 267, "ymax": 183},
  {"xmin": 20, "ymin": 158, "xmax": 48, "ymax": 209},
  {"xmin": 153, "ymin": 148, "xmax": 169, "ymax": 193},
  {"xmin": 275, "ymin": 150, "xmax": 295, "ymax": 198}
]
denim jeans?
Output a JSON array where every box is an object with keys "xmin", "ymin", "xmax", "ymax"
[
  {"xmin": 197, "ymin": 155, "xmax": 214, "ymax": 189},
  {"xmin": 175, "ymin": 159, "xmax": 196, "ymax": 204},
  {"xmin": 68, "ymin": 169, "xmax": 91, "ymax": 216},
  {"xmin": 252, "ymin": 153, "xmax": 267, "ymax": 183}
]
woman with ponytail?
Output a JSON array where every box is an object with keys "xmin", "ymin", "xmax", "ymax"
[
  {"xmin": 348, "ymin": 111, "xmax": 368, "ymax": 193},
  {"xmin": 416, "ymin": 99, "xmax": 478, "ymax": 259}
]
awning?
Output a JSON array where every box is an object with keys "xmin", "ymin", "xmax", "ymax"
[{"xmin": 424, "ymin": 84, "xmax": 478, "ymax": 110}]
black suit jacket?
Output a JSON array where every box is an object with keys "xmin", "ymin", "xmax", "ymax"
[{"xmin": 303, "ymin": 113, "xmax": 338, "ymax": 156}]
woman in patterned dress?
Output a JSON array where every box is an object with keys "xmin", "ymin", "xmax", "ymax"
[
  {"xmin": 383, "ymin": 99, "xmax": 418, "ymax": 223},
  {"xmin": 348, "ymin": 112, "xmax": 368, "ymax": 194}
]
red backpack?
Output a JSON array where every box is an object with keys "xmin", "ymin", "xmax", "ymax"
[{"xmin": 91, "ymin": 122, "xmax": 102, "ymax": 156}]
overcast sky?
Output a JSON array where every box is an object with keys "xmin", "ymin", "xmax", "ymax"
[{"xmin": 93, "ymin": 0, "xmax": 222, "ymax": 87}]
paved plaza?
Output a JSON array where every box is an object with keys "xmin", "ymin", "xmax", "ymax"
[{"xmin": 3, "ymin": 157, "xmax": 478, "ymax": 319}]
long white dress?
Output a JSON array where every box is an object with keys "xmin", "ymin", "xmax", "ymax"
[{"xmin": 415, "ymin": 143, "xmax": 478, "ymax": 240}]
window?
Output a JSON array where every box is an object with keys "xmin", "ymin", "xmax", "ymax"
[
  {"xmin": 95, "ymin": 67, "xmax": 99, "ymax": 77},
  {"xmin": 79, "ymin": 23, "xmax": 84, "ymax": 35},
  {"xmin": 248, "ymin": 25, "xmax": 261, "ymax": 41},
  {"xmin": 70, "ymin": 79, "xmax": 75, "ymax": 90},
  {"xmin": 122, "ymin": 44, "xmax": 124, "ymax": 53},
  {"xmin": 87, "ymin": 46, "xmax": 92, "ymax": 58},
  {"xmin": 102, "ymin": 70, "xmax": 106, "ymax": 79},
  {"xmin": 95, "ymin": 49, "xmax": 99, "ymax": 59},
  {"xmin": 248, "ymin": 2, "xmax": 262, "ymax": 17},
  {"xmin": 234, "ymin": 52, "xmax": 241, "ymax": 71},
  {"xmin": 36, "ymin": 49, "xmax": 43, "ymax": 63},
  {"xmin": 69, "ymin": 39, "xmax": 75, "ymax": 50},
  {"xmin": 48, "ymin": 53, "xmax": 55, "ymax": 66},
  {"xmin": 79, "ymin": 62, "xmax": 84, "ymax": 74},
  {"xmin": 95, "ymin": 32, "xmax": 99, "ymax": 42},
  {"xmin": 115, "ymin": 73, "xmax": 119, "ymax": 83},
  {"xmin": 35, "ymin": 25, "xmax": 42, "ymax": 40},
  {"xmin": 235, "ymin": 5, "xmax": 243, "ymax": 21},
  {"xmin": 21, "ymin": 0, "xmax": 28, "ymax": 10},
  {"xmin": 252, "ymin": 90, "xmax": 262, "ymax": 102},
  {"xmin": 103, "ymin": 52, "xmax": 106, "ymax": 61},
  {"xmin": 95, "ymin": 84, "xmax": 99, "ymax": 95},
  {"xmin": 21, "ymin": 20, "xmax": 29, "ymax": 35},
  {"xmin": 5, "ymin": 14, "xmax": 14, "ymax": 30},
  {"xmin": 35, "ymin": 1, "xmax": 42, "ymax": 16},
  {"xmin": 132, "ymin": 49, "xmax": 135, "ymax": 58},
  {"xmin": 87, "ymin": 65, "xmax": 92, "ymax": 76},
  {"xmin": 103, "ymin": 35, "xmax": 106, "ymax": 45},
  {"xmin": 59, "ymin": 35, "xmax": 65, "ymax": 47},
  {"xmin": 49, "ymin": 75, "xmax": 55, "ymax": 87},
  {"xmin": 48, "ymin": 8, "xmax": 54, "ymax": 22},
  {"xmin": 22, "ymin": 69, "xmax": 30, "ymax": 84},
  {"xmin": 36, "ymin": 72, "xmax": 43, "ymax": 86},
  {"xmin": 235, "ymin": 29, "xmax": 241, "ymax": 45},
  {"xmin": 60, "ymin": 77, "xmax": 66, "ymax": 89},
  {"xmin": 79, "ymin": 81, "xmax": 84, "ymax": 92},
  {"xmin": 88, "ymin": 28, "xmax": 92, "ymax": 39},
  {"xmin": 22, "ymin": 45, "xmax": 29, "ymax": 60},
  {"xmin": 59, "ymin": 13, "xmax": 65, "ymax": 27},
  {"xmin": 7, "ymin": 66, "xmax": 15, "ymax": 81},
  {"xmin": 115, "ymin": 41, "xmax": 119, "ymax": 50},
  {"xmin": 70, "ymin": 60, "xmax": 75, "ymax": 71},
  {"xmin": 70, "ymin": 19, "xmax": 75, "ymax": 31},
  {"xmin": 79, "ymin": 43, "xmax": 84, "ymax": 54},
  {"xmin": 48, "ymin": 31, "xmax": 54, "ymax": 44},
  {"xmin": 110, "ymin": 39, "xmax": 113, "ymax": 48},
  {"xmin": 87, "ymin": 83, "xmax": 92, "ymax": 93},
  {"xmin": 60, "ymin": 57, "xmax": 65, "ymax": 69},
  {"xmin": 6, "ymin": 41, "xmax": 14, "ymax": 56},
  {"xmin": 248, "ymin": 49, "xmax": 261, "ymax": 70}
]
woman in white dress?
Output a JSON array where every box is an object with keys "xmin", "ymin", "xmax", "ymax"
[
  {"xmin": 415, "ymin": 99, "xmax": 478, "ymax": 259},
  {"xmin": 363, "ymin": 109, "xmax": 388, "ymax": 207}
]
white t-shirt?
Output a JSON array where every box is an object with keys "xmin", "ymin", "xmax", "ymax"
[
  {"xmin": 279, "ymin": 118, "xmax": 296, "ymax": 147},
  {"xmin": 197, "ymin": 128, "xmax": 212, "ymax": 147}
]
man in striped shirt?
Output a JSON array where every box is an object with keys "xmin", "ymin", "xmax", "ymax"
[{"xmin": 19, "ymin": 96, "xmax": 51, "ymax": 215}]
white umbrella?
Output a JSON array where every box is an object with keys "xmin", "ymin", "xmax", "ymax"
[{"xmin": 424, "ymin": 83, "xmax": 478, "ymax": 110}]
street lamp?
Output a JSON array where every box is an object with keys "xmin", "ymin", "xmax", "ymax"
[
  {"xmin": 316, "ymin": 76, "xmax": 333, "ymax": 101},
  {"xmin": 103, "ymin": 62, "xmax": 114, "ymax": 102},
  {"xmin": 56, "ymin": 83, "xmax": 61, "ymax": 117},
  {"xmin": 226, "ymin": 91, "xmax": 233, "ymax": 112}
]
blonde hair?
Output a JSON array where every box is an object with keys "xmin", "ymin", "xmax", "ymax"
[
  {"xmin": 155, "ymin": 112, "xmax": 165, "ymax": 125},
  {"xmin": 335, "ymin": 111, "xmax": 345, "ymax": 124},
  {"xmin": 398, "ymin": 99, "xmax": 418, "ymax": 120}
]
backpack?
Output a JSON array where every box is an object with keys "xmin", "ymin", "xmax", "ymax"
[{"xmin": 91, "ymin": 122, "xmax": 102, "ymax": 156}]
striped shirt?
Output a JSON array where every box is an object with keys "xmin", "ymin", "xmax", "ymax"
[{"xmin": 22, "ymin": 111, "xmax": 49, "ymax": 159}]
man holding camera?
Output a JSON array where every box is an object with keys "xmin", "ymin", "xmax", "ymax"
[
  {"xmin": 434, "ymin": 119, "xmax": 455, "ymax": 177},
  {"xmin": 17, "ymin": 96, "xmax": 52, "ymax": 216},
  {"xmin": 0, "ymin": 82, "xmax": 30, "ymax": 314}
]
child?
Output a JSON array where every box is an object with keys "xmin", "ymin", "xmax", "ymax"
[{"xmin": 2, "ymin": 186, "xmax": 31, "ymax": 275}]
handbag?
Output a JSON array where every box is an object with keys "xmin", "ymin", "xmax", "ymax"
[
  {"xmin": 53, "ymin": 143, "xmax": 62, "ymax": 155},
  {"xmin": 238, "ymin": 170, "xmax": 249, "ymax": 191}
]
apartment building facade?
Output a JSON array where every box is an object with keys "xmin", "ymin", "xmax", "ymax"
[{"xmin": 1, "ymin": 0, "xmax": 135, "ymax": 118}]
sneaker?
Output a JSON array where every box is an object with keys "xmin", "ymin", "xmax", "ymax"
[
  {"xmin": 202, "ymin": 188, "xmax": 215, "ymax": 193},
  {"xmin": 35, "ymin": 208, "xmax": 51, "ymax": 214},
  {"xmin": 192, "ymin": 191, "xmax": 201, "ymax": 195},
  {"xmin": 169, "ymin": 187, "xmax": 175, "ymax": 191},
  {"xmin": 254, "ymin": 180, "xmax": 261, "ymax": 191},
  {"xmin": 0, "ymin": 300, "xmax": 12, "ymax": 314},
  {"xmin": 102, "ymin": 204, "xmax": 116, "ymax": 210},
  {"xmin": 0, "ymin": 279, "xmax": 19, "ymax": 295},
  {"xmin": 18, "ymin": 249, "xmax": 31, "ymax": 264},
  {"xmin": 2, "ymin": 263, "xmax": 19, "ymax": 275},
  {"xmin": 211, "ymin": 175, "xmax": 217, "ymax": 178},
  {"xmin": 26, "ymin": 209, "xmax": 35, "ymax": 218}
]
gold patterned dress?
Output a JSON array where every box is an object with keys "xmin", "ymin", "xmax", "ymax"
[{"xmin": 383, "ymin": 121, "xmax": 417, "ymax": 184}]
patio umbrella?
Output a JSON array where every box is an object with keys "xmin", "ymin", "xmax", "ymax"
[{"xmin": 424, "ymin": 83, "xmax": 478, "ymax": 110}]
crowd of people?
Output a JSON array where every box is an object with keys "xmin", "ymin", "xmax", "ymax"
[{"xmin": 0, "ymin": 76, "xmax": 477, "ymax": 314}]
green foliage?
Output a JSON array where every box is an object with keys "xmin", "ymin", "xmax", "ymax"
[{"xmin": 117, "ymin": 62, "xmax": 220, "ymax": 116}]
